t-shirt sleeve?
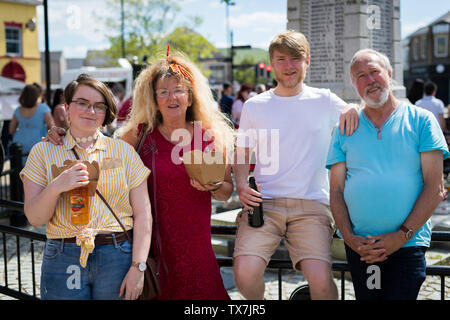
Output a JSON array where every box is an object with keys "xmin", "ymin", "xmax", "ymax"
[
  {"xmin": 19, "ymin": 142, "xmax": 48, "ymax": 187},
  {"xmin": 326, "ymin": 126, "xmax": 346, "ymax": 169},
  {"xmin": 439, "ymin": 100, "xmax": 445, "ymax": 115},
  {"xmin": 419, "ymin": 112, "xmax": 449, "ymax": 160},
  {"xmin": 235, "ymin": 101, "xmax": 257, "ymax": 149},
  {"xmin": 123, "ymin": 142, "xmax": 151, "ymax": 190},
  {"xmin": 329, "ymin": 90, "xmax": 347, "ymax": 128},
  {"xmin": 40, "ymin": 103, "xmax": 51, "ymax": 114}
]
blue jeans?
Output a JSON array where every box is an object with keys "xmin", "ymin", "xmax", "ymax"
[
  {"xmin": 345, "ymin": 244, "xmax": 427, "ymax": 300},
  {"xmin": 40, "ymin": 237, "xmax": 132, "ymax": 300}
]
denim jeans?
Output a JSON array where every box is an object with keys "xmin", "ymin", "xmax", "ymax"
[
  {"xmin": 345, "ymin": 244, "xmax": 427, "ymax": 300},
  {"xmin": 40, "ymin": 237, "xmax": 132, "ymax": 300}
]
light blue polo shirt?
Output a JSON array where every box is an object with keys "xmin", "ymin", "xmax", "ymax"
[{"xmin": 326, "ymin": 103, "xmax": 449, "ymax": 248}]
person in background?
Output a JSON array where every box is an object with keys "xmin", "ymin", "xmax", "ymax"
[
  {"xmin": 416, "ymin": 81, "xmax": 447, "ymax": 131},
  {"xmin": 407, "ymin": 78, "xmax": 425, "ymax": 105},
  {"xmin": 255, "ymin": 84, "xmax": 266, "ymax": 94},
  {"xmin": 51, "ymin": 88, "xmax": 69, "ymax": 130},
  {"xmin": 219, "ymin": 81, "xmax": 234, "ymax": 121},
  {"xmin": 9, "ymin": 84, "xmax": 54, "ymax": 161},
  {"xmin": 116, "ymin": 95, "xmax": 133, "ymax": 128},
  {"xmin": 33, "ymin": 83, "xmax": 53, "ymax": 137},
  {"xmin": 231, "ymin": 83, "xmax": 252, "ymax": 128}
]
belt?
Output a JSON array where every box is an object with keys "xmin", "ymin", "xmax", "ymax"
[{"xmin": 56, "ymin": 230, "xmax": 133, "ymax": 245}]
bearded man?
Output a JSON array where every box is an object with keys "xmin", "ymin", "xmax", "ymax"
[
  {"xmin": 232, "ymin": 30, "xmax": 360, "ymax": 300},
  {"xmin": 327, "ymin": 49, "xmax": 448, "ymax": 300}
]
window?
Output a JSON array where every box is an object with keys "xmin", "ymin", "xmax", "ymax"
[
  {"xmin": 5, "ymin": 25, "xmax": 22, "ymax": 56},
  {"xmin": 434, "ymin": 35, "xmax": 448, "ymax": 58},
  {"xmin": 421, "ymin": 37, "xmax": 427, "ymax": 59},
  {"xmin": 412, "ymin": 38, "xmax": 419, "ymax": 61}
]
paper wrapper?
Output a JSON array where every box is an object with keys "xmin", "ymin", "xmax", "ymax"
[
  {"xmin": 182, "ymin": 149, "xmax": 226, "ymax": 185},
  {"xmin": 51, "ymin": 160, "xmax": 100, "ymax": 196}
]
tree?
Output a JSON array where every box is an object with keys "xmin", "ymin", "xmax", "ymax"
[
  {"xmin": 164, "ymin": 27, "xmax": 217, "ymax": 63},
  {"xmin": 99, "ymin": 0, "xmax": 181, "ymax": 63},
  {"xmin": 98, "ymin": 0, "xmax": 217, "ymax": 66}
]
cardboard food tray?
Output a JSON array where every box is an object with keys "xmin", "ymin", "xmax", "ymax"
[{"xmin": 182, "ymin": 149, "xmax": 226, "ymax": 185}]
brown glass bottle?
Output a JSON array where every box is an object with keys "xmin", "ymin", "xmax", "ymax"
[{"xmin": 248, "ymin": 176, "xmax": 264, "ymax": 228}]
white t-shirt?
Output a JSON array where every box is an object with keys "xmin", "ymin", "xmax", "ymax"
[
  {"xmin": 236, "ymin": 85, "xmax": 346, "ymax": 204},
  {"xmin": 415, "ymin": 95, "xmax": 445, "ymax": 124}
]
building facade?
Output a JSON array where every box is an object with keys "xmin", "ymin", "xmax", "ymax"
[
  {"xmin": 405, "ymin": 11, "xmax": 450, "ymax": 105},
  {"xmin": 0, "ymin": 0, "xmax": 41, "ymax": 84}
]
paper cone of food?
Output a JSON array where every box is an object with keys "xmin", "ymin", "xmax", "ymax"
[
  {"xmin": 182, "ymin": 149, "xmax": 226, "ymax": 185},
  {"xmin": 51, "ymin": 160, "xmax": 100, "ymax": 196}
]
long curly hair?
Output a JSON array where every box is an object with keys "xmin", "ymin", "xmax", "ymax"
[{"xmin": 118, "ymin": 51, "xmax": 235, "ymax": 161}]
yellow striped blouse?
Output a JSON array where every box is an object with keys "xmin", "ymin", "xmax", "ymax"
[{"xmin": 20, "ymin": 132, "xmax": 151, "ymax": 267}]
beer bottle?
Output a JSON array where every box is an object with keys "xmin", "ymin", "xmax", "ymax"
[{"xmin": 248, "ymin": 176, "xmax": 264, "ymax": 228}]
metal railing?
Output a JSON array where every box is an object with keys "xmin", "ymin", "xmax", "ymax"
[
  {"xmin": 212, "ymin": 225, "xmax": 450, "ymax": 300},
  {"xmin": 0, "ymin": 203, "xmax": 449, "ymax": 300}
]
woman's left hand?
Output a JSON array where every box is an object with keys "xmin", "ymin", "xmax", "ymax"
[
  {"xmin": 190, "ymin": 178, "xmax": 222, "ymax": 193},
  {"xmin": 119, "ymin": 267, "xmax": 145, "ymax": 300}
]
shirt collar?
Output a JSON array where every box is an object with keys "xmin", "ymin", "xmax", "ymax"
[{"xmin": 63, "ymin": 130, "xmax": 107, "ymax": 152}]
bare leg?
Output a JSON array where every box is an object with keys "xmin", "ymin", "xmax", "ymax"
[
  {"xmin": 298, "ymin": 259, "xmax": 338, "ymax": 300},
  {"xmin": 233, "ymin": 255, "xmax": 267, "ymax": 300}
]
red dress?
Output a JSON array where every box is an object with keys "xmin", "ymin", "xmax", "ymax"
[{"xmin": 138, "ymin": 128, "xmax": 230, "ymax": 300}]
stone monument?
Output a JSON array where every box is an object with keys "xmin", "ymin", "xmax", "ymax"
[{"xmin": 287, "ymin": 0, "xmax": 406, "ymax": 103}]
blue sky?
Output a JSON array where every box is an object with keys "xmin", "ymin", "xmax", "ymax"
[{"xmin": 36, "ymin": 0, "xmax": 450, "ymax": 58}]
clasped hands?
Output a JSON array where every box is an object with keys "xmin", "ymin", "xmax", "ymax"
[{"xmin": 345, "ymin": 231, "xmax": 407, "ymax": 264}]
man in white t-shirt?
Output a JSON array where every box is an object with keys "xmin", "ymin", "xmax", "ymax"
[
  {"xmin": 415, "ymin": 81, "xmax": 447, "ymax": 130},
  {"xmin": 232, "ymin": 30, "xmax": 359, "ymax": 300}
]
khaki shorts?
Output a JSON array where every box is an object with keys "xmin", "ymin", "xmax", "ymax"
[{"xmin": 233, "ymin": 198, "xmax": 335, "ymax": 271}]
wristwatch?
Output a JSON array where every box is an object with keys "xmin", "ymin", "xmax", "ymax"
[
  {"xmin": 131, "ymin": 261, "xmax": 147, "ymax": 272},
  {"xmin": 399, "ymin": 225, "xmax": 414, "ymax": 241}
]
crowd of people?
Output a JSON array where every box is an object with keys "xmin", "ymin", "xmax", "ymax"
[{"xmin": 5, "ymin": 29, "xmax": 448, "ymax": 301}]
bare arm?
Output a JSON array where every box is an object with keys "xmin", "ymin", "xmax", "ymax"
[
  {"xmin": 120, "ymin": 128, "xmax": 138, "ymax": 146},
  {"xmin": 120, "ymin": 180, "xmax": 152, "ymax": 300},
  {"xmin": 329, "ymin": 161, "xmax": 378, "ymax": 255},
  {"xmin": 23, "ymin": 162, "xmax": 89, "ymax": 226},
  {"xmin": 233, "ymin": 146, "xmax": 262, "ymax": 210},
  {"xmin": 190, "ymin": 162, "xmax": 234, "ymax": 201},
  {"xmin": 439, "ymin": 114, "xmax": 446, "ymax": 131},
  {"xmin": 338, "ymin": 103, "xmax": 360, "ymax": 136},
  {"xmin": 44, "ymin": 112, "xmax": 55, "ymax": 130}
]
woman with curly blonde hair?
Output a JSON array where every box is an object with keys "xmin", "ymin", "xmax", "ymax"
[{"xmin": 117, "ymin": 50, "xmax": 235, "ymax": 299}]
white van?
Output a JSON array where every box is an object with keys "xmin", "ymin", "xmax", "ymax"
[{"xmin": 60, "ymin": 59, "xmax": 133, "ymax": 99}]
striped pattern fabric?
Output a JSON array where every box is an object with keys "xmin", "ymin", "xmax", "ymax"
[{"xmin": 20, "ymin": 132, "xmax": 150, "ymax": 267}]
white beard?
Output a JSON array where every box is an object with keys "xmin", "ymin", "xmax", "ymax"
[{"xmin": 361, "ymin": 81, "xmax": 391, "ymax": 109}]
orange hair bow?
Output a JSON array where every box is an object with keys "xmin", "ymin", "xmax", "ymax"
[{"xmin": 166, "ymin": 43, "xmax": 194, "ymax": 84}]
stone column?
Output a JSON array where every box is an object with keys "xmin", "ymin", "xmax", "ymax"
[{"xmin": 287, "ymin": 0, "xmax": 406, "ymax": 103}]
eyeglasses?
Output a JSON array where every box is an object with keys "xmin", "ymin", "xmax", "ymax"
[
  {"xmin": 155, "ymin": 88, "xmax": 189, "ymax": 99},
  {"xmin": 70, "ymin": 99, "xmax": 108, "ymax": 114}
]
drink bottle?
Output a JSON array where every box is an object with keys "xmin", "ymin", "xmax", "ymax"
[
  {"xmin": 70, "ymin": 186, "xmax": 89, "ymax": 225},
  {"xmin": 248, "ymin": 176, "xmax": 264, "ymax": 228}
]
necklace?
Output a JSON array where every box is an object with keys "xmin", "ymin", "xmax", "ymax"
[{"xmin": 71, "ymin": 130, "xmax": 99, "ymax": 144}]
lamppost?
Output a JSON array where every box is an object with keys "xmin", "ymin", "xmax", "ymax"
[
  {"xmin": 43, "ymin": 0, "xmax": 51, "ymax": 104},
  {"xmin": 221, "ymin": 0, "xmax": 235, "ymax": 82},
  {"xmin": 121, "ymin": 0, "xmax": 125, "ymax": 58}
]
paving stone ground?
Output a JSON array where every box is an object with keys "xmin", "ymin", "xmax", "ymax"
[{"xmin": 0, "ymin": 224, "xmax": 449, "ymax": 300}]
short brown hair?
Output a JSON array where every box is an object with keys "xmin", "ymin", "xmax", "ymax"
[
  {"xmin": 269, "ymin": 30, "xmax": 310, "ymax": 60},
  {"xmin": 64, "ymin": 74, "xmax": 117, "ymax": 126},
  {"xmin": 19, "ymin": 84, "xmax": 40, "ymax": 109}
]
